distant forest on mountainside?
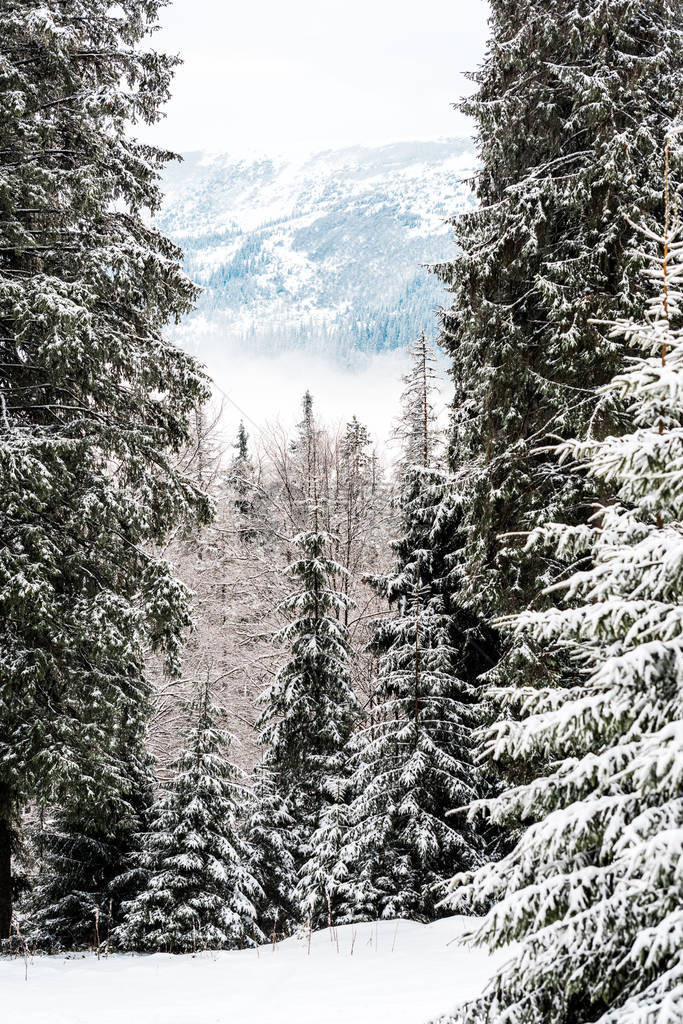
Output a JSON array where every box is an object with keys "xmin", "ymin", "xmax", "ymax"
[{"xmin": 157, "ymin": 141, "xmax": 475, "ymax": 362}]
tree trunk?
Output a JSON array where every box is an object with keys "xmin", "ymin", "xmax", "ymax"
[{"xmin": 0, "ymin": 810, "xmax": 12, "ymax": 940}]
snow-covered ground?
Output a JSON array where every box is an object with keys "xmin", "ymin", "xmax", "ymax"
[{"xmin": 2, "ymin": 916, "xmax": 505, "ymax": 1024}]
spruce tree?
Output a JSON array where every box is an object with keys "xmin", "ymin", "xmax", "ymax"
[
  {"xmin": 345, "ymin": 577, "xmax": 484, "ymax": 921},
  {"xmin": 30, "ymin": 738, "xmax": 155, "ymax": 951},
  {"xmin": 394, "ymin": 332, "xmax": 440, "ymax": 475},
  {"xmin": 319, "ymin": 333, "xmax": 485, "ymax": 922},
  {"xmin": 434, "ymin": 0, "xmax": 683, "ymax": 694},
  {"xmin": 256, "ymin": 510, "xmax": 359, "ymax": 920},
  {"xmin": 442, "ymin": 182, "xmax": 683, "ymax": 1024},
  {"xmin": 292, "ymin": 390, "xmax": 317, "ymax": 503},
  {"xmin": 227, "ymin": 421, "xmax": 257, "ymax": 541},
  {"xmin": 0, "ymin": 0, "xmax": 210, "ymax": 935},
  {"xmin": 244, "ymin": 762, "xmax": 298, "ymax": 941},
  {"xmin": 369, "ymin": 332, "xmax": 442, "ymax": 609},
  {"xmin": 337, "ymin": 416, "xmax": 374, "ymax": 623},
  {"xmin": 376, "ymin": 333, "xmax": 486, "ymax": 686},
  {"xmin": 29, "ymin": 745, "xmax": 154, "ymax": 950},
  {"xmin": 297, "ymin": 772, "xmax": 357, "ymax": 928},
  {"xmin": 120, "ymin": 681, "xmax": 262, "ymax": 952}
]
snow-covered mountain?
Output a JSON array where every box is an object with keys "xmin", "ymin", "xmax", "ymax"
[{"xmin": 159, "ymin": 140, "xmax": 476, "ymax": 367}]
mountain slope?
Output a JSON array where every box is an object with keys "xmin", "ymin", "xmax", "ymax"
[{"xmin": 159, "ymin": 140, "xmax": 476, "ymax": 366}]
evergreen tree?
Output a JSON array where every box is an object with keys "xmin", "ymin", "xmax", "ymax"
[
  {"xmin": 30, "ymin": 742, "xmax": 155, "ymax": 951},
  {"xmin": 370, "ymin": 332, "xmax": 442, "ymax": 609},
  {"xmin": 343, "ymin": 575, "xmax": 483, "ymax": 922},
  {"xmin": 244, "ymin": 762, "xmax": 298, "ymax": 942},
  {"xmin": 442, "ymin": 183, "xmax": 683, "ymax": 1024},
  {"xmin": 0, "ymin": 0, "xmax": 210, "ymax": 934},
  {"xmin": 227, "ymin": 421, "xmax": 257, "ymax": 540},
  {"xmin": 394, "ymin": 331, "xmax": 440, "ymax": 476},
  {"xmin": 297, "ymin": 771, "xmax": 358, "ymax": 929},
  {"xmin": 337, "ymin": 416, "xmax": 374, "ymax": 623},
  {"xmin": 319, "ymin": 334, "xmax": 485, "ymax": 922},
  {"xmin": 256, "ymin": 512, "xmax": 359, "ymax": 916},
  {"xmin": 376, "ymin": 332, "xmax": 486, "ymax": 686},
  {"xmin": 292, "ymin": 390, "xmax": 317, "ymax": 502},
  {"xmin": 120, "ymin": 681, "xmax": 262, "ymax": 952},
  {"xmin": 433, "ymin": 0, "xmax": 683, "ymax": 697}
]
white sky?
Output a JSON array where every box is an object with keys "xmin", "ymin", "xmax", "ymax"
[{"xmin": 147, "ymin": 0, "xmax": 490, "ymax": 155}]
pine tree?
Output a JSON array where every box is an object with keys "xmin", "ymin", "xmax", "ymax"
[
  {"xmin": 375, "ymin": 333, "xmax": 470, "ymax": 657},
  {"xmin": 248, "ymin": 400, "xmax": 389, "ymax": 930},
  {"xmin": 0, "ymin": 1, "xmax": 211, "ymax": 934},
  {"xmin": 244, "ymin": 762, "xmax": 298, "ymax": 942},
  {"xmin": 297, "ymin": 771, "xmax": 358, "ymax": 929},
  {"xmin": 442, "ymin": 167, "xmax": 683, "ymax": 1024},
  {"xmin": 120, "ymin": 681, "xmax": 262, "ymax": 953},
  {"xmin": 345, "ymin": 576, "xmax": 484, "ymax": 922},
  {"xmin": 256, "ymin": 511, "xmax": 360, "ymax": 918},
  {"xmin": 292, "ymin": 390, "xmax": 317, "ymax": 502},
  {"xmin": 328, "ymin": 334, "xmax": 485, "ymax": 921},
  {"xmin": 227, "ymin": 421, "xmax": 257, "ymax": 541},
  {"xmin": 394, "ymin": 332, "xmax": 440, "ymax": 476},
  {"xmin": 30, "ymin": 742, "xmax": 155, "ymax": 951},
  {"xmin": 337, "ymin": 416, "xmax": 374, "ymax": 623},
  {"xmin": 433, "ymin": 0, "xmax": 683, "ymax": 697},
  {"xmin": 369, "ymin": 331, "xmax": 442, "ymax": 609}
]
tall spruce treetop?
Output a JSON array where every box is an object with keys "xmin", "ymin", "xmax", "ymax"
[
  {"xmin": 337, "ymin": 415, "xmax": 375, "ymax": 622},
  {"xmin": 379, "ymin": 330, "xmax": 442, "ymax": 607},
  {"xmin": 227, "ymin": 420, "xmax": 257, "ymax": 538},
  {"xmin": 228, "ymin": 421, "xmax": 252, "ymax": 493},
  {"xmin": 395, "ymin": 331, "xmax": 440, "ymax": 480},
  {"xmin": 434, "ymin": 0, "xmax": 683, "ymax": 641},
  {"xmin": 293, "ymin": 390, "xmax": 317, "ymax": 502},
  {"xmin": 0, "ymin": 1, "xmax": 210, "ymax": 934},
  {"xmin": 374, "ymin": 332, "xmax": 489, "ymax": 679},
  {"xmin": 441, "ymin": 178, "xmax": 683, "ymax": 1024}
]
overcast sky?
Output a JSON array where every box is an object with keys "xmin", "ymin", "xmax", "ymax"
[{"xmin": 147, "ymin": 0, "xmax": 490, "ymax": 155}]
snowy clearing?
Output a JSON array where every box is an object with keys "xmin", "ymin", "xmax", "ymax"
[{"xmin": 1, "ymin": 916, "xmax": 505, "ymax": 1024}]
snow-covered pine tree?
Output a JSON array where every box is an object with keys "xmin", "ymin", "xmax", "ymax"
[
  {"xmin": 394, "ymin": 331, "xmax": 440, "ymax": 477},
  {"xmin": 0, "ymin": 1, "xmax": 210, "ymax": 935},
  {"xmin": 441, "ymin": 159, "xmax": 683, "ymax": 1024},
  {"xmin": 369, "ymin": 331, "xmax": 442, "ymax": 611},
  {"xmin": 120, "ymin": 680, "xmax": 262, "ymax": 952},
  {"xmin": 337, "ymin": 416, "xmax": 374, "ymax": 624},
  {"xmin": 333, "ymin": 333, "xmax": 484, "ymax": 921},
  {"xmin": 227, "ymin": 421, "xmax": 257, "ymax": 541},
  {"xmin": 30, "ymin": 739, "xmax": 155, "ymax": 951},
  {"xmin": 244, "ymin": 761, "xmax": 298, "ymax": 942},
  {"xmin": 377, "ymin": 332, "xmax": 480, "ymax": 673},
  {"xmin": 288, "ymin": 391, "xmax": 340, "ymax": 537},
  {"xmin": 433, "ymin": 0, "xmax": 683, "ymax": 697},
  {"xmin": 292, "ymin": 390, "xmax": 318, "ymax": 504},
  {"xmin": 282, "ymin": 416, "xmax": 381, "ymax": 930},
  {"xmin": 345, "ymin": 575, "xmax": 484, "ymax": 922},
  {"xmin": 297, "ymin": 770, "xmax": 357, "ymax": 929},
  {"xmin": 256, "ymin": 506, "xmax": 360, "ymax": 924}
]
